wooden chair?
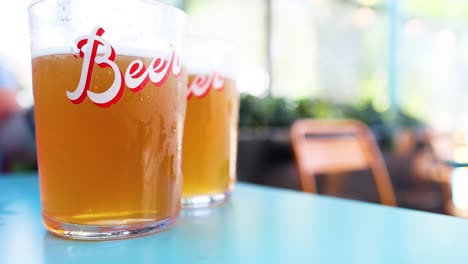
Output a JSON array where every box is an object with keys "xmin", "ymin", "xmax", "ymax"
[{"xmin": 290, "ymin": 119, "xmax": 396, "ymax": 206}]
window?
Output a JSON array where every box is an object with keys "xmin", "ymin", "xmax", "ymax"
[
  {"xmin": 185, "ymin": 0, "xmax": 269, "ymax": 96},
  {"xmin": 272, "ymin": 0, "xmax": 389, "ymax": 112}
]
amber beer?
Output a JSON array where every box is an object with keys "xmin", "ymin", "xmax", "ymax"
[
  {"xmin": 31, "ymin": 27, "xmax": 186, "ymax": 238},
  {"xmin": 182, "ymin": 71, "xmax": 239, "ymax": 207}
]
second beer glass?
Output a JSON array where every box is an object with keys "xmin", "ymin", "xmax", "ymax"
[{"xmin": 182, "ymin": 39, "xmax": 239, "ymax": 208}]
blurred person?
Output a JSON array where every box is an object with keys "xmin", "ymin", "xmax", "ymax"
[
  {"xmin": 0, "ymin": 59, "xmax": 20, "ymax": 121},
  {"xmin": 0, "ymin": 58, "xmax": 36, "ymax": 172}
]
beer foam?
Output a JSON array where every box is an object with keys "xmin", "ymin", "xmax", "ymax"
[
  {"xmin": 32, "ymin": 47, "xmax": 237, "ymax": 79},
  {"xmin": 31, "ymin": 47, "xmax": 236, "ymax": 80},
  {"xmin": 186, "ymin": 64, "xmax": 236, "ymax": 80},
  {"xmin": 31, "ymin": 46, "xmax": 174, "ymax": 60},
  {"xmin": 31, "ymin": 47, "xmax": 76, "ymax": 58}
]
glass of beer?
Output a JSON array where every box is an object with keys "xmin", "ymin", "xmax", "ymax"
[
  {"xmin": 182, "ymin": 38, "xmax": 239, "ymax": 208},
  {"xmin": 28, "ymin": 0, "xmax": 187, "ymax": 240}
]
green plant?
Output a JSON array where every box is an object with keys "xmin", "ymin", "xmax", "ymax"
[
  {"xmin": 239, "ymin": 94, "xmax": 270, "ymax": 127},
  {"xmin": 239, "ymin": 94, "xmax": 425, "ymax": 149}
]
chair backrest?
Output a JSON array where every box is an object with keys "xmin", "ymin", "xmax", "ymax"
[{"xmin": 290, "ymin": 119, "xmax": 396, "ymax": 206}]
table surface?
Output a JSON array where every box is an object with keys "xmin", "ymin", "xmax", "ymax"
[{"xmin": 2, "ymin": 175, "xmax": 468, "ymax": 264}]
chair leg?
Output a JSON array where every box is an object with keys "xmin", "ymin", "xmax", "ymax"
[
  {"xmin": 435, "ymin": 163, "xmax": 452, "ymax": 214},
  {"xmin": 369, "ymin": 161, "xmax": 397, "ymax": 206},
  {"xmin": 362, "ymin": 133, "xmax": 397, "ymax": 206},
  {"xmin": 299, "ymin": 171, "xmax": 317, "ymax": 193},
  {"xmin": 440, "ymin": 182, "xmax": 452, "ymax": 215},
  {"xmin": 324, "ymin": 174, "xmax": 343, "ymax": 196}
]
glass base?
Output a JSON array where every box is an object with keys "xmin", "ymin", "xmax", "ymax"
[
  {"xmin": 43, "ymin": 214, "xmax": 177, "ymax": 241},
  {"xmin": 182, "ymin": 191, "xmax": 230, "ymax": 209}
]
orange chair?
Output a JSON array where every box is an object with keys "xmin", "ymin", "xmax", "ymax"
[{"xmin": 290, "ymin": 119, "xmax": 396, "ymax": 206}]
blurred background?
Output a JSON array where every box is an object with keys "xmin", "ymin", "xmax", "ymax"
[{"xmin": 3, "ymin": 0, "xmax": 468, "ymax": 216}]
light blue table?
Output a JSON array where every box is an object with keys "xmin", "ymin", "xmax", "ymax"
[{"xmin": 1, "ymin": 174, "xmax": 468, "ymax": 264}]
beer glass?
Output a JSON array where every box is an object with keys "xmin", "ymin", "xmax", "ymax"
[
  {"xmin": 182, "ymin": 39, "xmax": 239, "ymax": 208},
  {"xmin": 28, "ymin": 0, "xmax": 187, "ymax": 240}
]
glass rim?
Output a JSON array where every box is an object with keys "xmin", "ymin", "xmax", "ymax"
[{"xmin": 28, "ymin": 0, "xmax": 187, "ymax": 18}]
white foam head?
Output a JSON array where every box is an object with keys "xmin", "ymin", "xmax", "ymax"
[
  {"xmin": 186, "ymin": 63, "xmax": 236, "ymax": 80},
  {"xmin": 31, "ymin": 47, "xmax": 75, "ymax": 58},
  {"xmin": 31, "ymin": 46, "xmax": 174, "ymax": 60},
  {"xmin": 31, "ymin": 47, "xmax": 238, "ymax": 81},
  {"xmin": 184, "ymin": 36, "xmax": 238, "ymax": 80}
]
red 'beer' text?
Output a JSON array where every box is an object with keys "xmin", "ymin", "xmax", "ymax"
[
  {"xmin": 187, "ymin": 72, "xmax": 224, "ymax": 100},
  {"xmin": 67, "ymin": 27, "xmax": 181, "ymax": 107}
]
